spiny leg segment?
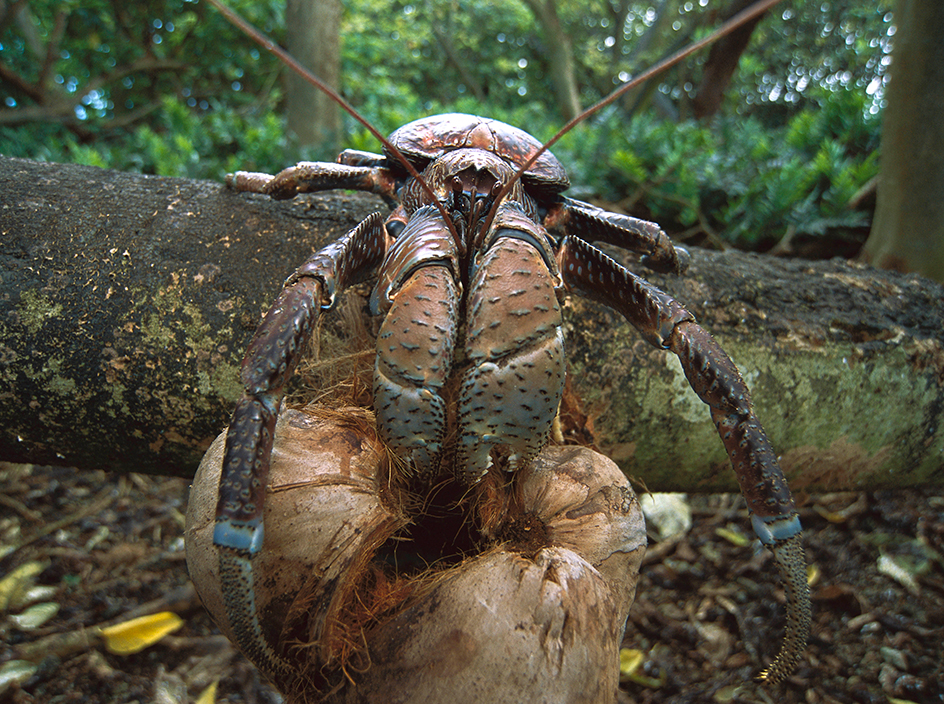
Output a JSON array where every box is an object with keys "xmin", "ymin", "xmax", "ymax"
[
  {"xmin": 556, "ymin": 235, "xmax": 810, "ymax": 683},
  {"xmin": 213, "ymin": 213, "xmax": 387, "ymax": 679},
  {"xmin": 544, "ymin": 197, "xmax": 691, "ymax": 275}
]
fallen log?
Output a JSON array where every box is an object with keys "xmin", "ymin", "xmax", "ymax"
[{"xmin": 1, "ymin": 156, "xmax": 942, "ymax": 489}]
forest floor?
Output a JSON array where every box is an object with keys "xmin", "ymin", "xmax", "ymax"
[{"xmin": 0, "ymin": 462, "xmax": 942, "ymax": 704}]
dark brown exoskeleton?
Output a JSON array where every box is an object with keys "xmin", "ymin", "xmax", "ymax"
[{"xmin": 206, "ymin": 0, "xmax": 809, "ymax": 691}]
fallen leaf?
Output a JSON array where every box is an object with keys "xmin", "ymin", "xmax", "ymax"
[
  {"xmin": 619, "ymin": 648, "xmax": 643, "ymax": 677},
  {"xmin": 640, "ymin": 493, "xmax": 691, "ymax": 541},
  {"xmin": 0, "ymin": 660, "xmax": 38, "ymax": 693},
  {"xmin": 9, "ymin": 602, "xmax": 60, "ymax": 630},
  {"xmin": 196, "ymin": 679, "xmax": 219, "ymax": 704},
  {"xmin": 807, "ymin": 562, "xmax": 821, "ymax": 587},
  {"xmin": 619, "ymin": 647, "xmax": 665, "ymax": 688},
  {"xmin": 99, "ymin": 611, "xmax": 184, "ymax": 655},
  {"xmin": 715, "ymin": 526, "xmax": 750, "ymax": 547},
  {"xmin": 712, "ymin": 684, "xmax": 743, "ymax": 702},
  {"xmin": 0, "ymin": 562, "xmax": 46, "ymax": 611},
  {"xmin": 877, "ymin": 554, "xmax": 921, "ymax": 595}
]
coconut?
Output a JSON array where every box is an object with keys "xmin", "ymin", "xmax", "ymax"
[{"xmin": 186, "ymin": 406, "xmax": 645, "ymax": 703}]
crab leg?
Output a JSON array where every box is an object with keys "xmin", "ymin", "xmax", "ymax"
[
  {"xmin": 557, "ymin": 235, "xmax": 810, "ymax": 684},
  {"xmin": 227, "ymin": 161, "xmax": 401, "ymax": 202},
  {"xmin": 545, "ymin": 196, "xmax": 691, "ymax": 274},
  {"xmin": 213, "ymin": 213, "xmax": 387, "ymax": 679}
]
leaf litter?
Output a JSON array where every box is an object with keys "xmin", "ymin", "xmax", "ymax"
[{"xmin": 0, "ymin": 463, "xmax": 941, "ymax": 703}]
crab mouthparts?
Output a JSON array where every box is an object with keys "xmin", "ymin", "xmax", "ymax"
[{"xmin": 448, "ymin": 169, "xmax": 503, "ymax": 231}]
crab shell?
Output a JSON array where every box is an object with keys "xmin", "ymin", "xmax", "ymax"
[{"xmin": 387, "ymin": 113, "xmax": 570, "ymax": 196}]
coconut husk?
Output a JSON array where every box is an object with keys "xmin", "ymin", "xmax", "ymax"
[{"xmin": 186, "ymin": 406, "xmax": 646, "ymax": 703}]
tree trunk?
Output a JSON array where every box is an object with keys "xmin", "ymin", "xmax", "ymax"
[
  {"xmin": 522, "ymin": 0, "xmax": 582, "ymax": 121},
  {"xmin": 692, "ymin": 0, "xmax": 767, "ymax": 119},
  {"xmin": 860, "ymin": 0, "xmax": 944, "ymax": 284},
  {"xmin": 285, "ymin": 0, "xmax": 341, "ymax": 158},
  {"xmin": 427, "ymin": 0, "xmax": 485, "ymax": 103},
  {"xmin": 1, "ymin": 156, "xmax": 942, "ymax": 489}
]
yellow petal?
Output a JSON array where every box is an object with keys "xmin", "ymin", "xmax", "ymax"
[
  {"xmin": 619, "ymin": 648, "xmax": 644, "ymax": 677},
  {"xmin": 195, "ymin": 679, "xmax": 219, "ymax": 704},
  {"xmin": 99, "ymin": 611, "xmax": 184, "ymax": 655}
]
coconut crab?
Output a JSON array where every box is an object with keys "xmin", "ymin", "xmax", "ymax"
[{"xmin": 199, "ymin": 0, "xmax": 809, "ymax": 694}]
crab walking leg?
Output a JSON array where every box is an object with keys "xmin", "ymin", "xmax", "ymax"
[
  {"xmin": 544, "ymin": 197, "xmax": 691, "ymax": 275},
  {"xmin": 757, "ymin": 527, "xmax": 811, "ymax": 683},
  {"xmin": 670, "ymin": 323, "xmax": 811, "ymax": 684},
  {"xmin": 557, "ymin": 235, "xmax": 810, "ymax": 682},
  {"xmin": 213, "ymin": 213, "xmax": 387, "ymax": 679},
  {"xmin": 227, "ymin": 161, "xmax": 401, "ymax": 202}
]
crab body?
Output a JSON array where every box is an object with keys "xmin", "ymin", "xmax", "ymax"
[{"xmin": 212, "ymin": 113, "xmax": 810, "ymax": 686}]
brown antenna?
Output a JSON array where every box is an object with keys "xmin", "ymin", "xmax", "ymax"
[
  {"xmin": 205, "ymin": 0, "xmax": 455, "ymax": 235},
  {"xmin": 480, "ymin": 0, "xmax": 784, "ymax": 236},
  {"xmin": 206, "ymin": 0, "xmax": 782, "ymax": 241}
]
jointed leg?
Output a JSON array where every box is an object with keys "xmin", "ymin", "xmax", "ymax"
[
  {"xmin": 557, "ymin": 235, "xmax": 810, "ymax": 682},
  {"xmin": 545, "ymin": 196, "xmax": 691, "ymax": 274},
  {"xmin": 667, "ymin": 320, "xmax": 810, "ymax": 683},
  {"xmin": 227, "ymin": 161, "xmax": 401, "ymax": 203},
  {"xmin": 213, "ymin": 214, "xmax": 387, "ymax": 680}
]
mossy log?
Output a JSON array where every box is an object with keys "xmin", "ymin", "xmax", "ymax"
[{"xmin": 1, "ymin": 156, "xmax": 942, "ymax": 489}]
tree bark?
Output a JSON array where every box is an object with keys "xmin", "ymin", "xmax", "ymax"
[
  {"xmin": 1, "ymin": 156, "xmax": 942, "ymax": 489},
  {"xmin": 285, "ymin": 0, "xmax": 341, "ymax": 158},
  {"xmin": 860, "ymin": 0, "xmax": 944, "ymax": 284},
  {"xmin": 692, "ymin": 0, "xmax": 767, "ymax": 119}
]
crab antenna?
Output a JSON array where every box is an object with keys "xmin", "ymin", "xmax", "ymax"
[
  {"xmin": 205, "ymin": 0, "xmax": 452, "ymax": 232},
  {"xmin": 480, "ymin": 0, "xmax": 784, "ymax": 237}
]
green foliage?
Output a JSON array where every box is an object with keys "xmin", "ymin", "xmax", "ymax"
[
  {"xmin": 584, "ymin": 88, "xmax": 879, "ymax": 247},
  {"xmin": 0, "ymin": 0, "xmax": 885, "ymax": 250},
  {"xmin": 0, "ymin": 0, "xmax": 290, "ymax": 177},
  {"xmin": 0, "ymin": 92, "xmax": 286, "ymax": 179}
]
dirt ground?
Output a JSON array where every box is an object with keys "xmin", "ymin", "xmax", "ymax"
[{"xmin": 1, "ymin": 462, "xmax": 941, "ymax": 704}]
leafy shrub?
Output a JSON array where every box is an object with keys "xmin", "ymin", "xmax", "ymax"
[{"xmin": 574, "ymin": 88, "xmax": 880, "ymax": 248}]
